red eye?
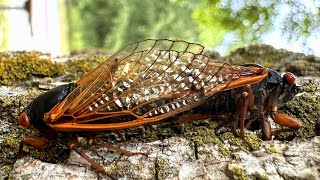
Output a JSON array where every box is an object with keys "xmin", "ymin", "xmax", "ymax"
[
  {"xmin": 19, "ymin": 112, "xmax": 30, "ymax": 127},
  {"xmin": 284, "ymin": 72, "xmax": 295, "ymax": 85}
]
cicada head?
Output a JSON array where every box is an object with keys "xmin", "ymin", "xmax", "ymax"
[
  {"xmin": 19, "ymin": 83, "xmax": 77, "ymax": 130},
  {"xmin": 265, "ymin": 69, "xmax": 299, "ymax": 107},
  {"xmin": 279, "ymin": 72, "xmax": 299, "ymax": 104},
  {"xmin": 19, "ymin": 99, "xmax": 47, "ymax": 130},
  {"xmin": 271, "ymin": 71, "xmax": 299, "ymax": 107}
]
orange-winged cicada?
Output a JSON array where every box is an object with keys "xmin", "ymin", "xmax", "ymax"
[{"xmin": 18, "ymin": 39, "xmax": 301, "ymax": 178}]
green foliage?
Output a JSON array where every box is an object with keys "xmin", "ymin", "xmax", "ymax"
[
  {"xmin": 193, "ymin": 1, "xmax": 273, "ymax": 44},
  {"xmin": 66, "ymin": 2, "xmax": 85, "ymax": 50},
  {"xmin": 66, "ymin": 0, "xmax": 318, "ymax": 55},
  {"xmin": 68, "ymin": 0, "xmax": 200, "ymax": 51},
  {"xmin": 194, "ymin": 0, "xmax": 319, "ymax": 53}
]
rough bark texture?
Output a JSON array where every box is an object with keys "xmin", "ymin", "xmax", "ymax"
[
  {"xmin": 9, "ymin": 136, "xmax": 320, "ymax": 180},
  {"xmin": 0, "ymin": 45, "xmax": 319, "ymax": 179}
]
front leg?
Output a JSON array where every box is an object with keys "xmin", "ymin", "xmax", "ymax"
[
  {"xmin": 270, "ymin": 112, "xmax": 302, "ymax": 135},
  {"xmin": 265, "ymin": 87, "xmax": 302, "ymax": 138},
  {"xmin": 18, "ymin": 136, "xmax": 50, "ymax": 158}
]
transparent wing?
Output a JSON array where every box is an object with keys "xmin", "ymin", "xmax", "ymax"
[{"xmin": 47, "ymin": 39, "xmax": 235, "ymax": 126}]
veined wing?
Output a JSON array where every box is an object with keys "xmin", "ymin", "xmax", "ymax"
[{"xmin": 46, "ymin": 39, "xmax": 262, "ymax": 131}]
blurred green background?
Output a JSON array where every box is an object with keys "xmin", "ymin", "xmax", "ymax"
[{"xmin": 0, "ymin": 0, "xmax": 319, "ymax": 56}]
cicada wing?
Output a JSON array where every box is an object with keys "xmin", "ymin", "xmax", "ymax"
[{"xmin": 47, "ymin": 39, "xmax": 235, "ymax": 126}]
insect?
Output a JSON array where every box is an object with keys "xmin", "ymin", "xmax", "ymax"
[{"xmin": 18, "ymin": 39, "xmax": 301, "ymax": 178}]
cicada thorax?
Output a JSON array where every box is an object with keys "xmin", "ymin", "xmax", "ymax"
[{"xmin": 45, "ymin": 39, "xmax": 240, "ymax": 131}]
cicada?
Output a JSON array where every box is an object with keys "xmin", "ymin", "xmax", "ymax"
[{"xmin": 18, "ymin": 39, "xmax": 301, "ymax": 178}]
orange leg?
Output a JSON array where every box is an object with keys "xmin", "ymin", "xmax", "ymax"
[
  {"xmin": 178, "ymin": 114, "xmax": 214, "ymax": 123},
  {"xmin": 89, "ymin": 136, "xmax": 146, "ymax": 156},
  {"xmin": 260, "ymin": 111, "xmax": 272, "ymax": 140},
  {"xmin": 18, "ymin": 136, "xmax": 50, "ymax": 159},
  {"xmin": 228, "ymin": 88, "xmax": 258, "ymax": 150},
  {"xmin": 238, "ymin": 92, "xmax": 249, "ymax": 138},
  {"xmin": 71, "ymin": 135, "xmax": 146, "ymax": 179},
  {"xmin": 245, "ymin": 84, "xmax": 254, "ymax": 109},
  {"xmin": 68, "ymin": 137, "xmax": 116, "ymax": 180},
  {"xmin": 215, "ymin": 84, "xmax": 254, "ymax": 138},
  {"xmin": 263, "ymin": 85, "xmax": 302, "ymax": 138},
  {"xmin": 244, "ymin": 114, "xmax": 259, "ymax": 129},
  {"xmin": 233, "ymin": 85, "xmax": 254, "ymax": 138},
  {"xmin": 21, "ymin": 136, "xmax": 50, "ymax": 149},
  {"xmin": 270, "ymin": 112, "xmax": 302, "ymax": 135},
  {"xmin": 114, "ymin": 130, "xmax": 126, "ymax": 142}
]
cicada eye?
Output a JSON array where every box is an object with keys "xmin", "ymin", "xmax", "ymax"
[
  {"xmin": 283, "ymin": 72, "xmax": 295, "ymax": 85},
  {"xmin": 19, "ymin": 112, "xmax": 30, "ymax": 127}
]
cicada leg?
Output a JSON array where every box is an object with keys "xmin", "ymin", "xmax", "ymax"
[
  {"xmin": 178, "ymin": 114, "xmax": 213, "ymax": 123},
  {"xmin": 260, "ymin": 110, "xmax": 272, "ymax": 140},
  {"xmin": 270, "ymin": 112, "xmax": 302, "ymax": 135},
  {"xmin": 263, "ymin": 86, "xmax": 302, "ymax": 139},
  {"xmin": 88, "ymin": 136, "xmax": 146, "ymax": 156},
  {"xmin": 18, "ymin": 136, "xmax": 50, "ymax": 159},
  {"xmin": 233, "ymin": 85, "xmax": 254, "ymax": 138},
  {"xmin": 237, "ymin": 91, "xmax": 249, "ymax": 138},
  {"xmin": 244, "ymin": 114, "xmax": 260, "ymax": 129},
  {"xmin": 219, "ymin": 86, "xmax": 257, "ymax": 151},
  {"xmin": 68, "ymin": 137, "xmax": 116, "ymax": 180},
  {"xmin": 114, "ymin": 130, "xmax": 126, "ymax": 142},
  {"xmin": 215, "ymin": 84, "xmax": 254, "ymax": 138}
]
